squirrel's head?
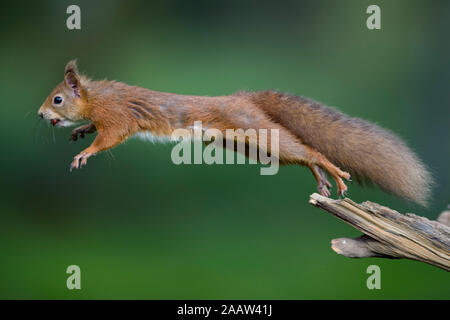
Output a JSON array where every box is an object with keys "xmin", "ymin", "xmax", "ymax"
[{"xmin": 38, "ymin": 60, "xmax": 88, "ymax": 127}]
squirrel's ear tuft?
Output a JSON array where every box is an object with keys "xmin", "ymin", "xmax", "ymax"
[
  {"xmin": 64, "ymin": 59, "xmax": 82, "ymax": 97},
  {"xmin": 64, "ymin": 59, "xmax": 79, "ymax": 75}
]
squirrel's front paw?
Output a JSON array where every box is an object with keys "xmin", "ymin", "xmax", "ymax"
[
  {"xmin": 70, "ymin": 152, "xmax": 93, "ymax": 171},
  {"xmin": 70, "ymin": 124, "xmax": 96, "ymax": 141}
]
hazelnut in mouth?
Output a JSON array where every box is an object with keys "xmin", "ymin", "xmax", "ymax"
[{"xmin": 51, "ymin": 119, "xmax": 60, "ymax": 126}]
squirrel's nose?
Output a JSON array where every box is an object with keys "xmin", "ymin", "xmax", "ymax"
[{"xmin": 38, "ymin": 112, "xmax": 44, "ymax": 118}]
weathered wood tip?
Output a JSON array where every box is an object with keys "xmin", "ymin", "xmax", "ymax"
[{"xmin": 308, "ymin": 194, "xmax": 450, "ymax": 271}]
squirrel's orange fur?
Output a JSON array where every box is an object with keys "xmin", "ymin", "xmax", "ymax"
[{"xmin": 38, "ymin": 60, "xmax": 433, "ymax": 205}]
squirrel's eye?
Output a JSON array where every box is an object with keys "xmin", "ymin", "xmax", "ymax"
[{"xmin": 53, "ymin": 96, "xmax": 63, "ymax": 105}]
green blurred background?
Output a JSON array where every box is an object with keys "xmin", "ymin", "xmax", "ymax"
[{"xmin": 0, "ymin": 0, "xmax": 449, "ymax": 299}]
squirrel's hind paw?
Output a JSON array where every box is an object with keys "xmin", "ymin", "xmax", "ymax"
[
  {"xmin": 318, "ymin": 183, "xmax": 331, "ymax": 197},
  {"xmin": 335, "ymin": 177, "xmax": 349, "ymax": 197}
]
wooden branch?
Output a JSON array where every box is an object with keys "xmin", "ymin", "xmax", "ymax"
[{"xmin": 309, "ymin": 193, "xmax": 450, "ymax": 271}]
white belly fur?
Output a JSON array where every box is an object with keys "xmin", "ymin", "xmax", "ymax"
[{"xmin": 134, "ymin": 131, "xmax": 175, "ymax": 144}]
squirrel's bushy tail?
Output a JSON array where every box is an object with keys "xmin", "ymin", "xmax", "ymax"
[{"xmin": 253, "ymin": 91, "xmax": 433, "ymax": 206}]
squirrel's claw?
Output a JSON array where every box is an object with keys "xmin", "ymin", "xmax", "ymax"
[
  {"xmin": 317, "ymin": 177, "xmax": 332, "ymax": 197},
  {"xmin": 70, "ymin": 152, "xmax": 92, "ymax": 171},
  {"xmin": 336, "ymin": 179, "xmax": 348, "ymax": 198},
  {"xmin": 333, "ymin": 170, "xmax": 350, "ymax": 198},
  {"xmin": 69, "ymin": 133, "xmax": 85, "ymax": 142},
  {"xmin": 312, "ymin": 165, "xmax": 333, "ymax": 197},
  {"xmin": 318, "ymin": 184, "xmax": 331, "ymax": 197}
]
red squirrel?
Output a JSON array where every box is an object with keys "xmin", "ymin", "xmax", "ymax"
[{"xmin": 37, "ymin": 60, "xmax": 433, "ymax": 206}]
